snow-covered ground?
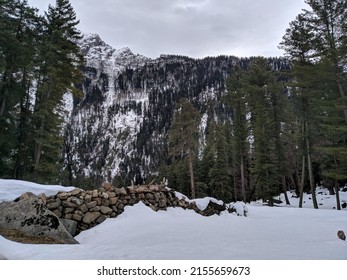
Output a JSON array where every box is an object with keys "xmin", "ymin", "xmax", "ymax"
[{"xmin": 0, "ymin": 179, "xmax": 346, "ymax": 260}]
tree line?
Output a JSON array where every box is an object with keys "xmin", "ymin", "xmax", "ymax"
[
  {"xmin": 1, "ymin": 0, "xmax": 346, "ymax": 210},
  {"xmin": 163, "ymin": 0, "xmax": 347, "ymax": 209},
  {"xmin": 0, "ymin": 0, "xmax": 82, "ymax": 182}
]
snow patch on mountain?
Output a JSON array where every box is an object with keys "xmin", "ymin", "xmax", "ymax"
[{"xmin": 79, "ymin": 33, "xmax": 149, "ymax": 71}]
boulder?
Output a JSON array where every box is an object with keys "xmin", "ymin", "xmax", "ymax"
[
  {"xmin": 201, "ymin": 201, "xmax": 226, "ymax": 216},
  {"xmin": 337, "ymin": 230, "xmax": 346, "ymax": 241},
  {"xmin": 82, "ymin": 212, "xmax": 101, "ymax": 224},
  {"xmin": 60, "ymin": 218, "xmax": 78, "ymax": 237},
  {"xmin": 100, "ymin": 206, "xmax": 112, "ymax": 215},
  {"xmin": 228, "ymin": 202, "xmax": 248, "ymax": 217},
  {"xmin": 0, "ymin": 195, "xmax": 78, "ymax": 244},
  {"xmin": 102, "ymin": 182, "xmax": 112, "ymax": 191}
]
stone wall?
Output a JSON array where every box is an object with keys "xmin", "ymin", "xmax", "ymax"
[{"xmin": 45, "ymin": 184, "xmax": 224, "ymax": 235}]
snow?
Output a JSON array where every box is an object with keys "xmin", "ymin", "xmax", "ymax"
[
  {"xmin": 0, "ymin": 179, "xmax": 346, "ymax": 260},
  {"xmin": 0, "ymin": 179, "xmax": 75, "ymax": 203},
  {"xmin": 65, "ymin": 34, "xmax": 153, "ymax": 179}
]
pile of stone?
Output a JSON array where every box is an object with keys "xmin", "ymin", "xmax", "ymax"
[
  {"xmin": 0, "ymin": 183, "xmax": 230, "ymax": 244},
  {"xmin": 45, "ymin": 183, "xmax": 226, "ymax": 235}
]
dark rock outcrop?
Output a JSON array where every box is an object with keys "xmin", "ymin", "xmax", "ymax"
[
  {"xmin": 0, "ymin": 193, "xmax": 78, "ymax": 244},
  {"xmin": 337, "ymin": 230, "xmax": 346, "ymax": 241}
]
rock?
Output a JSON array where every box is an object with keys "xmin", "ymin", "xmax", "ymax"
[
  {"xmin": 93, "ymin": 197, "xmax": 102, "ymax": 205},
  {"xmin": 0, "ymin": 197, "xmax": 78, "ymax": 244},
  {"xmin": 70, "ymin": 197, "xmax": 82, "ymax": 206},
  {"xmin": 80, "ymin": 203, "xmax": 88, "ymax": 213},
  {"xmin": 100, "ymin": 206, "xmax": 112, "ymax": 215},
  {"xmin": 96, "ymin": 215, "xmax": 108, "ymax": 224},
  {"xmin": 201, "ymin": 200, "xmax": 226, "ymax": 216},
  {"xmin": 273, "ymin": 198, "xmax": 283, "ymax": 204},
  {"xmin": 13, "ymin": 192, "xmax": 37, "ymax": 202},
  {"xmin": 109, "ymin": 197, "xmax": 118, "ymax": 205},
  {"xmin": 72, "ymin": 213, "xmax": 83, "ymax": 222},
  {"xmin": 65, "ymin": 213, "xmax": 72, "ymax": 220},
  {"xmin": 82, "ymin": 212, "xmax": 101, "ymax": 224},
  {"xmin": 147, "ymin": 204, "xmax": 157, "ymax": 212},
  {"xmin": 228, "ymin": 202, "xmax": 248, "ymax": 217},
  {"xmin": 102, "ymin": 192, "xmax": 109, "ymax": 199},
  {"xmin": 60, "ymin": 219, "xmax": 78, "ymax": 236},
  {"xmin": 337, "ymin": 230, "xmax": 346, "ymax": 241},
  {"xmin": 102, "ymin": 182, "xmax": 112, "ymax": 191},
  {"xmin": 64, "ymin": 201, "xmax": 78, "ymax": 208},
  {"xmin": 37, "ymin": 193, "xmax": 47, "ymax": 205},
  {"xmin": 86, "ymin": 201, "xmax": 97, "ymax": 209},
  {"xmin": 85, "ymin": 194, "xmax": 92, "ymax": 203},
  {"xmin": 341, "ymin": 202, "xmax": 347, "ymax": 209},
  {"xmin": 115, "ymin": 187, "xmax": 127, "ymax": 195},
  {"xmin": 158, "ymin": 199, "xmax": 167, "ymax": 208},
  {"xmin": 107, "ymin": 191, "xmax": 116, "ymax": 198},
  {"xmin": 64, "ymin": 207, "xmax": 74, "ymax": 214},
  {"xmin": 92, "ymin": 190, "xmax": 98, "ymax": 198},
  {"xmin": 57, "ymin": 192, "xmax": 71, "ymax": 200},
  {"xmin": 52, "ymin": 209, "xmax": 62, "ymax": 218},
  {"xmin": 101, "ymin": 198, "xmax": 110, "ymax": 207},
  {"xmin": 145, "ymin": 193, "xmax": 155, "ymax": 200},
  {"xmin": 46, "ymin": 201, "xmax": 61, "ymax": 210},
  {"xmin": 90, "ymin": 206, "xmax": 100, "ymax": 212},
  {"xmin": 99, "ymin": 188, "xmax": 106, "ymax": 193},
  {"xmin": 70, "ymin": 189, "xmax": 81, "ymax": 196}
]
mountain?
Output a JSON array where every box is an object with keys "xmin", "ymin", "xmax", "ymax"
[{"xmin": 63, "ymin": 34, "xmax": 289, "ymax": 187}]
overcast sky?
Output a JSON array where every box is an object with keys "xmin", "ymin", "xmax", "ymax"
[{"xmin": 28, "ymin": 0, "xmax": 308, "ymax": 59}]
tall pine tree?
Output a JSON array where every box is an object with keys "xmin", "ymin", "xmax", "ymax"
[
  {"xmin": 31, "ymin": 0, "xmax": 82, "ymax": 181},
  {"xmin": 167, "ymin": 99, "xmax": 200, "ymax": 198}
]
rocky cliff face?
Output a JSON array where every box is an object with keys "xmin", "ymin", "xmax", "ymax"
[{"xmin": 63, "ymin": 34, "xmax": 289, "ymax": 186}]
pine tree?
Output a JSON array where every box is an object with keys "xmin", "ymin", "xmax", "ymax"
[
  {"xmin": 167, "ymin": 99, "xmax": 200, "ymax": 198},
  {"xmin": 225, "ymin": 66, "xmax": 250, "ymax": 202},
  {"xmin": 196, "ymin": 118, "xmax": 216, "ymax": 198},
  {"xmin": 245, "ymin": 58, "xmax": 284, "ymax": 205},
  {"xmin": 280, "ymin": 1, "xmax": 347, "ymax": 209},
  {"xmin": 305, "ymin": 0, "xmax": 347, "ymax": 122},
  {"xmin": 304, "ymin": 0, "xmax": 347, "ymax": 209},
  {"xmin": 314, "ymin": 60, "xmax": 347, "ymax": 210},
  {"xmin": 208, "ymin": 123, "xmax": 233, "ymax": 201},
  {"xmin": 31, "ymin": 0, "xmax": 82, "ymax": 181},
  {"xmin": 279, "ymin": 12, "xmax": 320, "ymax": 209},
  {"xmin": 0, "ymin": 0, "xmax": 40, "ymax": 178}
]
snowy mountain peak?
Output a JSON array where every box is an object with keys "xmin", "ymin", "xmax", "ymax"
[
  {"xmin": 78, "ymin": 33, "xmax": 149, "ymax": 70},
  {"xmin": 78, "ymin": 33, "xmax": 109, "ymax": 55}
]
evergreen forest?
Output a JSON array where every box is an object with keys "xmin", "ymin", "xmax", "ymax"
[{"xmin": 0, "ymin": 0, "xmax": 346, "ymax": 209}]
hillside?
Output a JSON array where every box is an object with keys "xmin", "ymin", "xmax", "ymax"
[{"xmin": 63, "ymin": 34, "xmax": 289, "ymax": 187}]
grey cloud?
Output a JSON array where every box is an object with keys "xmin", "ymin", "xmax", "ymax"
[{"xmin": 28, "ymin": 0, "xmax": 307, "ymax": 58}]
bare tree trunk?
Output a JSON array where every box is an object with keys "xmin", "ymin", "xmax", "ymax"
[
  {"xmin": 335, "ymin": 180, "xmax": 341, "ymax": 210},
  {"xmin": 306, "ymin": 137, "xmax": 318, "ymax": 209},
  {"xmin": 0, "ymin": 97, "xmax": 5, "ymax": 116},
  {"xmin": 240, "ymin": 157, "xmax": 246, "ymax": 203},
  {"xmin": 232, "ymin": 164, "xmax": 238, "ymax": 202},
  {"xmin": 188, "ymin": 150, "xmax": 195, "ymax": 199},
  {"xmin": 33, "ymin": 113, "xmax": 46, "ymax": 168},
  {"xmin": 333, "ymin": 156, "xmax": 341, "ymax": 210},
  {"xmin": 282, "ymin": 176, "xmax": 290, "ymax": 205},
  {"xmin": 336, "ymin": 80, "xmax": 347, "ymax": 124},
  {"xmin": 299, "ymin": 155, "xmax": 305, "ymax": 208}
]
